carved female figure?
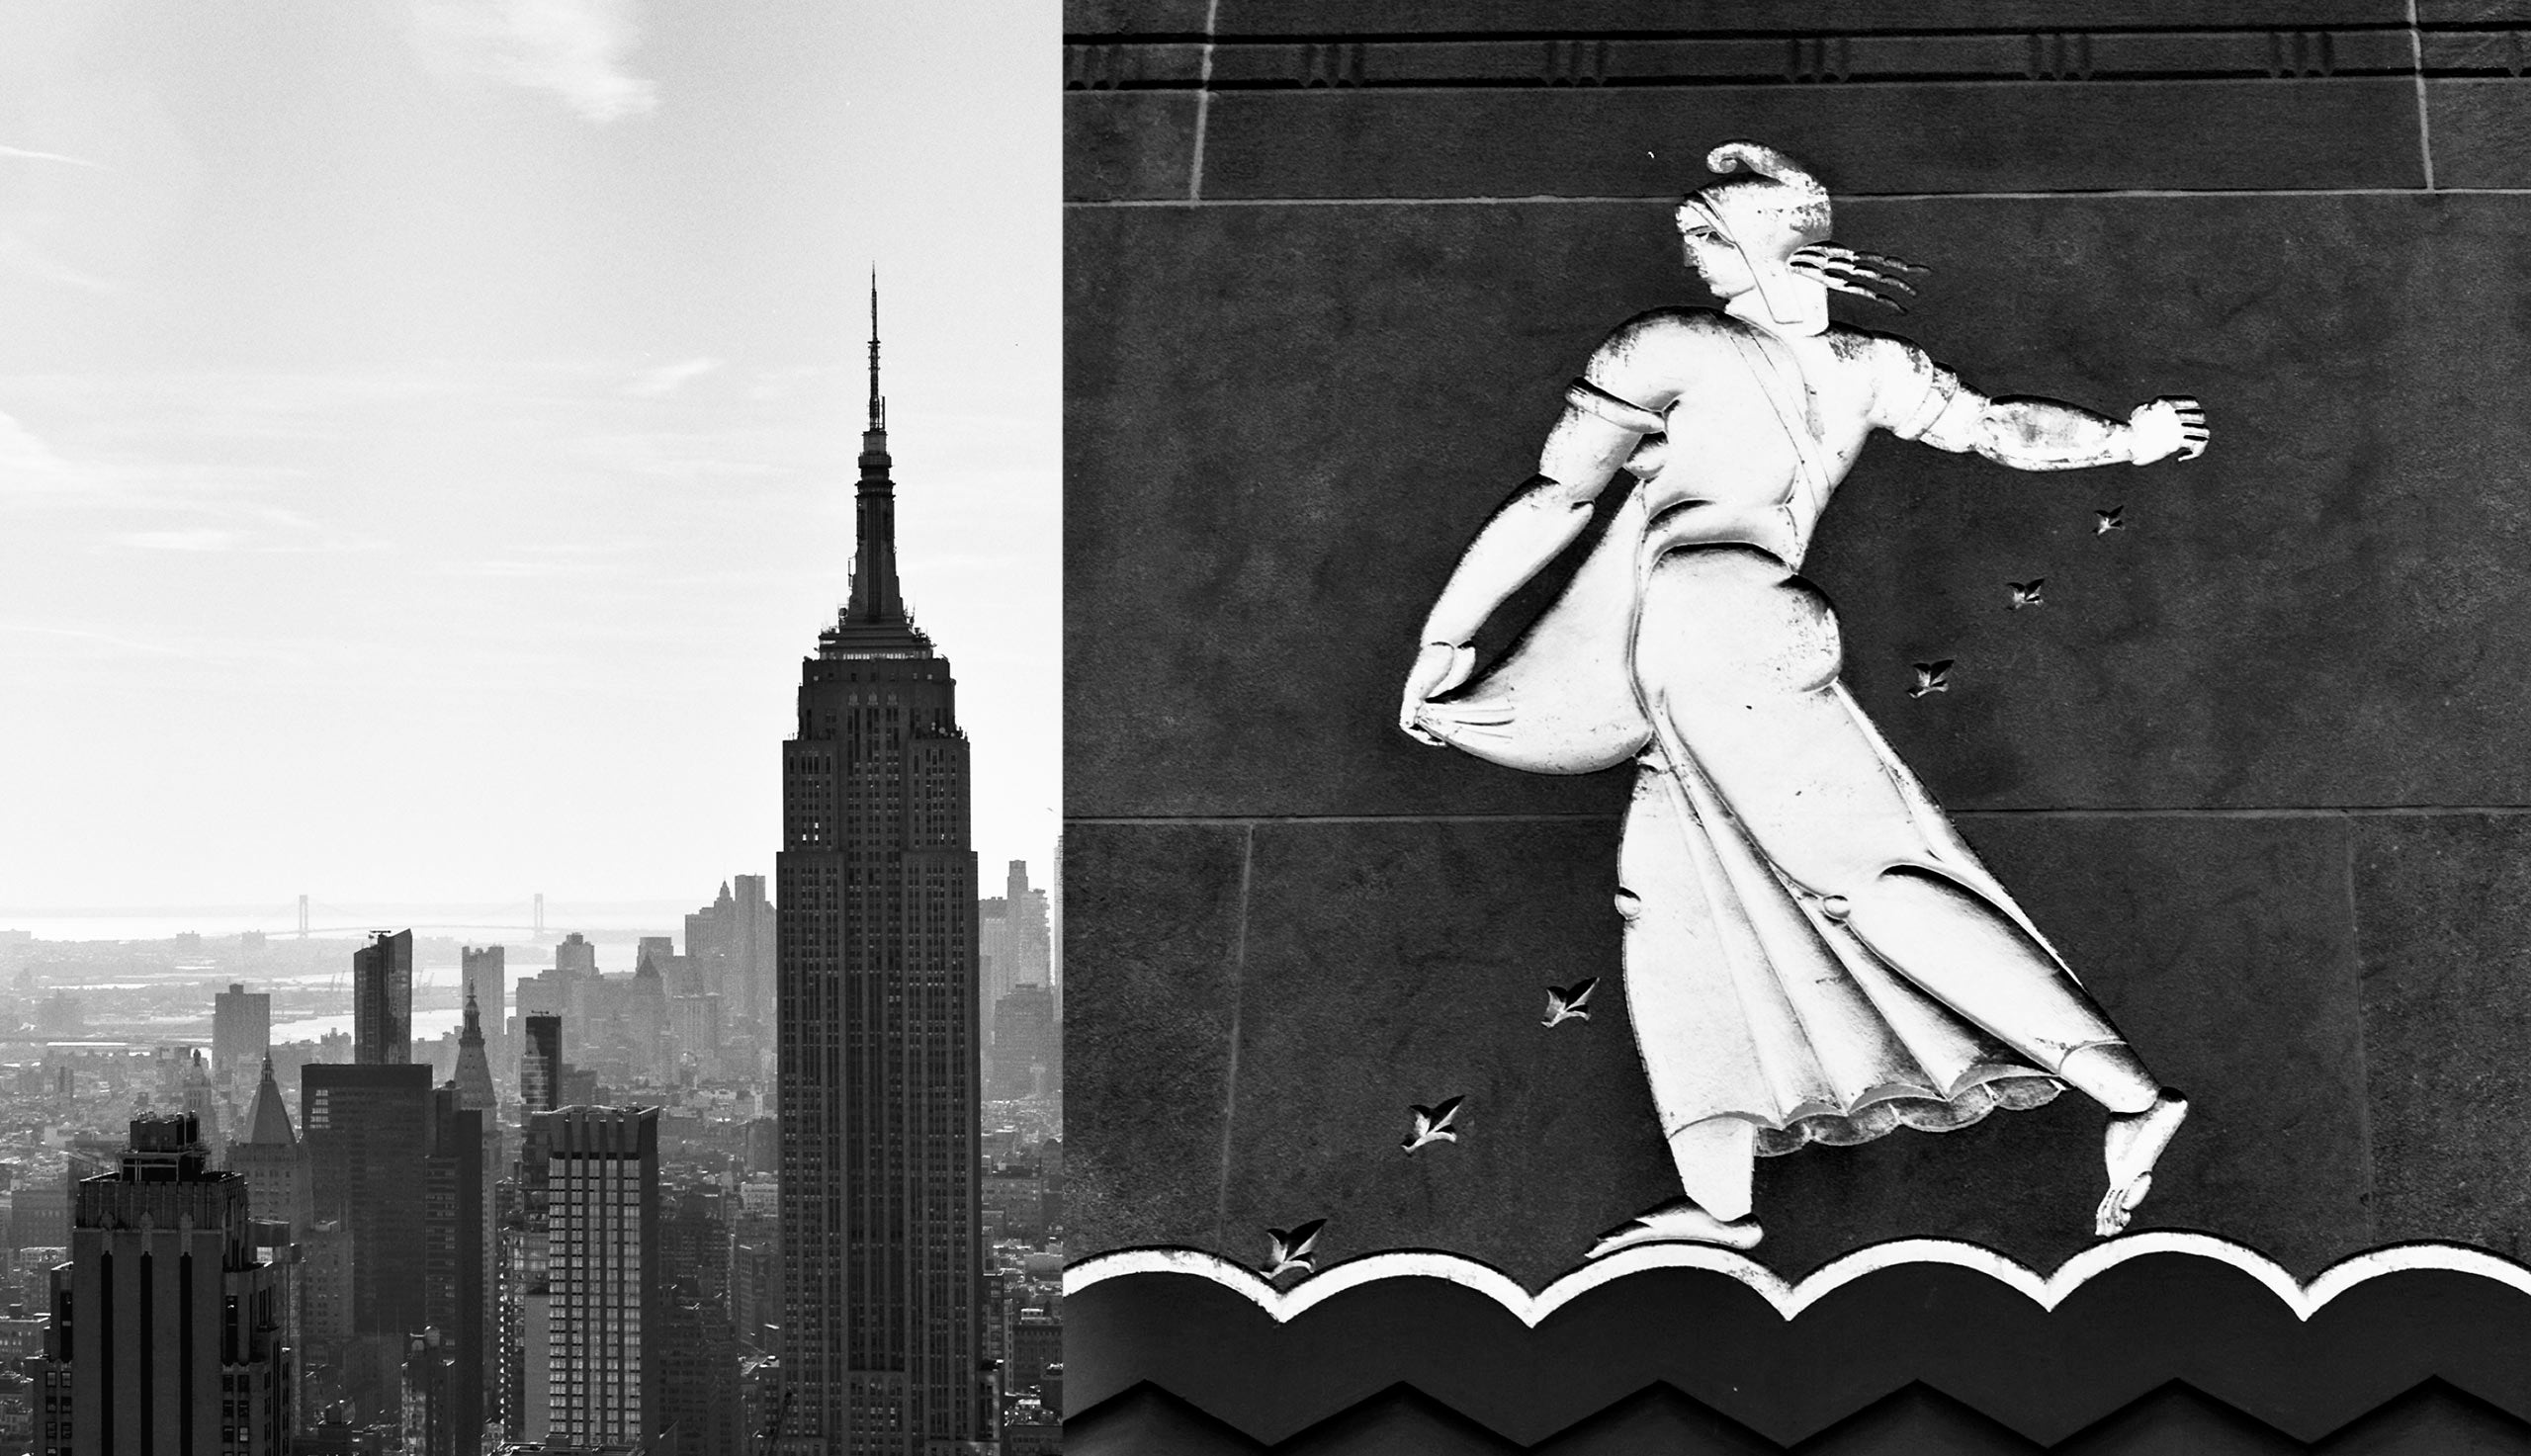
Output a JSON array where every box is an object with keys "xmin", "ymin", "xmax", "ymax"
[{"xmin": 1399, "ymin": 143, "xmax": 2208, "ymax": 1254}]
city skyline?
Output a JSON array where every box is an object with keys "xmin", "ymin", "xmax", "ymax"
[{"xmin": 0, "ymin": 2, "xmax": 1060, "ymax": 909}]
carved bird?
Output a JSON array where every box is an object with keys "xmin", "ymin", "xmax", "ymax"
[
  {"xmin": 2095, "ymin": 506, "xmax": 2126, "ymax": 535},
  {"xmin": 1909, "ymin": 660, "xmax": 1954, "ymax": 698},
  {"xmin": 2008, "ymin": 578, "xmax": 2045, "ymax": 610},
  {"xmin": 1542, "ymin": 978, "xmax": 1598, "ymax": 1027},
  {"xmin": 1263, "ymin": 1219, "xmax": 1326, "ymax": 1279},
  {"xmin": 1401, "ymin": 1096, "xmax": 1464, "ymax": 1154}
]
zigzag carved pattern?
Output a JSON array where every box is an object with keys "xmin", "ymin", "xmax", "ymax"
[
  {"xmin": 1075, "ymin": 1376, "xmax": 2531, "ymax": 1453},
  {"xmin": 1065, "ymin": 1246, "xmax": 2531, "ymax": 1450}
]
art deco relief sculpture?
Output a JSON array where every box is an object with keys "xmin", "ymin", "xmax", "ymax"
[{"xmin": 1398, "ymin": 142, "xmax": 2210, "ymax": 1256}]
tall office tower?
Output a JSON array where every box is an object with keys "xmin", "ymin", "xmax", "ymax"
[
  {"xmin": 669, "ymin": 992, "xmax": 725, "ymax": 1079},
  {"xmin": 660, "ymin": 1292, "xmax": 741, "ymax": 1456},
  {"xmin": 225, "ymin": 1059, "xmax": 313, "ymax": 1433},
  {"xmin": 533, "ymin": 1107, "xmax": 661, "ymax": 1449},
  {"xmin": 1048, "ymin": 835, "xmax": 1063, "ymax": 994},
  {"xmin": 401, "ymin": 1328, "xmax": 460, "ymax": 1456},
  {"xmin": 35, "ymin": 1114, "xmax": 292, "ymax": 1456},
  {"xmin": 519, "ymin": 1015, "xmax": 563, "ymax": 1115},
  {"xmin": 416, "ymin": 1087, "xmax": 486, "ymax": 1456},
  {"xmin": 179, "ymin": 1050, "xmax": 222, "ymax": 1161},
  {"xmin": 454, "ymin": 983, "xmax": 497, "ymax": 1116},
  {"xmin": 212, "ymin": 982, "xmax": 271, "ymax": 1093},
  {"xmin": 989, "ymin": 985, "xmax": 1058, "ymax": 1100},
  {"xmin": 226, "ymin": 1059, "xmax": 309, "ymax": 1231},
  {"xmin": 686, "ymin": 885, "xmax": 737, "ymax": 996},
  {"xmin": 301, "ymin": 1062, "xmax": 434, "ymax": 1421},
  {"xmin": 659, "ymin": 1181, "xmax": 741, "ymax": 1456},
  {"xmin": 493, "ymin": 1211, "xmax": 543, "ymax": 1443},
  {"xmin": 778, "ymin": 291, "xmax": 985, "ymax": 1453},
  {"xmin": 353, "ymin": 929, "xmax": 414, "ymax": 1066},
  {"xmin": 732, "ymin": 875, "xmax": 774, "ymax": 1026},
  {"xmin": 687, "ymin": 879, "xmax": 776, "ymax": 1029},
  {"xmin": 979, "ymin": 861, "xmax": 1052, "ymax": 1020},
  {"xmin": 461, "ymin": 946, "xmax": 505, "ymax": 1077},
  {"xmin": 554, "ymin": 933, "xmax": 598, "ymax": 981},
  {"xmin": 299, "ymin": 1219, "xmax": 353, "ymax": 1418}
]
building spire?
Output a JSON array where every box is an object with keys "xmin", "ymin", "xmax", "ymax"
[
  {"xmin": 844, "ymin": 267, "xmax": 905, "ymax": 625},
  {"xmin": 453, "ymin": 976, "xmax": 497, "ymax": 1114},
  {"xmin": 244, "ymin": 1056, "xmax": 297, "ymax": 1146}
]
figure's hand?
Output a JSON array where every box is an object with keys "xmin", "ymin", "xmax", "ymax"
[
  {"xmin": 1399, "ymin": 642, "xmax": 1475, "ymax": 745},
  {"xmin": 2129, "ymin": 396, "xmax": 2210, "ymax": 465}
]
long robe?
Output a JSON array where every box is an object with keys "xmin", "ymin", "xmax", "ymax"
[{"xmin": 1425, "ymin": 337, "xmax": 2123, "ymax": 1154}]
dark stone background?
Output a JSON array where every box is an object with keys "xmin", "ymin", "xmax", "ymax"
[{"xmin": 1066, "ymin": 2, "xmax": 2531, "ymax": 1293}]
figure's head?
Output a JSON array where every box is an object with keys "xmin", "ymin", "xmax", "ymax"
[
  {"xmin": 1676, "ymin": 141, "xmax": 1833, "ymax": 330},
  {"xmin": 1674, "ymin": 142, "xmax": 1922, "ymax": 326}
]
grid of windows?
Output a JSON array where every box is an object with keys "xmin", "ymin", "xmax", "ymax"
[{"xmin": 779, "ymin": 633, "xmax": 981, "ymax": 1449}]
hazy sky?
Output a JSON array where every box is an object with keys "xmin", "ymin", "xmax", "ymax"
[{"xmin": 0, "ymin": 2, "xmax": 1059, "ymax": 916}]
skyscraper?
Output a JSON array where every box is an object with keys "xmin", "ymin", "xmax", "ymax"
[
  {"xmin": 226, "ymin": 1060, "xmax": 313, "ymax": 1434},
  {"xmin": 37, "ymin": 1114, "xmax": 293, "ymax": 1456},
  {"xmin": 732, "ymin": 873, "xmax": 774, "ymax": 1026},
  {"xmin": 978, "ymin": 861, "xmax": 1050, "ymax": 1030},
  {"xmin": 462, "ymin": 945, "xmax": 506, "ymax": 1075},
  {"xmin": 416, "ymin": 1088, "xmax": 486, "ymax": 1456},
  {"xmin": 519, "ymin": 1015, "xmax": 562, "ymax": 1116},
  {"xmin": 212, "ymin": 982, "xmax": 271, "ymax": 1096},
  {"xmin": 301, "ymin": 1063, "xmax": 432, "ymax": 1419},
  {"xmin": 777, "ymin": 289, "xmax": 985, "ymax": 1452},
  {"xmin": 227, "ymin": 1059, "xmax": 309, "ymax": 1232},
  {"xmin": 554, "ymin": 933, "xmax": 597, "ymax": 981},
  {"xmin": 532, "ymin": 1107, "xmax": 660, "ymax": 1449},
  {"xmin": 454, "ymin": 981, "xmax": 497, "ymax": 1117},
  {"xmin": 689, "ymin": 878, "xmax": 777, "ymax": 1029},
  {"xmin": 989, "ymin": 984, "xmax": 1058, "ymax": 1100},
  {"xmin": 353, "ymin": 929, "xmax": 414, "ymax": 1066}
]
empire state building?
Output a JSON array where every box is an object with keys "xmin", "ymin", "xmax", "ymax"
[{"xmin": 777, "ymin": 290, "xmax": 985, "ymax": 1453}]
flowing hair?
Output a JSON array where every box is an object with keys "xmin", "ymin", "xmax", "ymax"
[{"xmin": 1688, "ymin": 140, "xmax": 1928, "ymax": 313}]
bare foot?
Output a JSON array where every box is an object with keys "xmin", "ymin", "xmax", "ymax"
[
  {"xmin": 2095, "ymin": 1090, "xmax": 2188, "ymax": 1237},
  {"xmin": 1587, "ymin": 1197, "xmax": 1763, "ymax": 1258}
]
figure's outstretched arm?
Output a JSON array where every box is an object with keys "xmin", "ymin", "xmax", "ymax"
[
  {"xmin": 1915, "ymin": 386, "xmax": 2210, "ymax": 472},
  {"xmin": 1398, "ymin": 381, "xmax": 1665, "ymax": 743}
]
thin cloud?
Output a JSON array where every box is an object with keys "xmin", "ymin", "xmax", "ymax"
[
  {"xmin": 0, "ymin": 229, "xmax": 120, "ymax": 295},
  {"xmin": 116, "ymin": 529, "xmax": 243, "ymax": 553},
  {"xmin": 438, "ymin": 557, "xmax": 614, "ymax": 579},
  {"xmin": 413, "ymin": 0, "xmax": 659, "ymax": 124},
  {"xmin": 625, "ymin": 356, "xmax": 724, "ymax": 397},
  {"xmin": 0, "ymin": 143, "xmax": 102, "ymax": 169},
  {"xmin": 0, "ymin": 410, "xmax": 79, "ymax": 490},
  {"xmin": 0, "ymin": 623, "xmax": 189, "ymax": 658}
]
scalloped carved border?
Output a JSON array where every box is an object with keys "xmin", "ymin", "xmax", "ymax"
[{"xmin": 1066, "ymin": 1231, "xmax": 2531, "ymax": 1325}]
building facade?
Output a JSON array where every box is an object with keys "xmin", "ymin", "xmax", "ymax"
[
  {"xmin": 226, "ymin": 1058, "xmax": 309, "ymax": 1232},
  {"xmin": 688, "ymin": 877, "xmax": 776, "ymax": 1043},
  {"xmin": 299, "ymin": 1063, "xmax": 433, "ymax": 1424},
  {"xmin": 776, "ymin": 299, "xmax": 986, "ymax": 1453},
  {"xmin": 211, "ymin": 984, "xmax": 271, "ymax": 1103},
  {"xmin": 36, "ymin": 1114, "xmax": 292, "ymax": 1456},
  {"xmin": 977, "ymin": 861, "xmax": 1049, "ymax": 1025},
  {"xmin": 350, "ymin": 930, "xmax": 412, "ymax": 1068},
  {"xmin": 517, "ymin": 1015, "xmax": 561, "ymax": 1117},
  {"xmin": 533, "ymin": 1106, "xmax": 660, "ymax": 1449},
  {"xmin": 452, "ymin": 984, "xmax": 496, "ymax": 1118},
  {"xmin": 460, "ymin": 946, "xmax": 505, "ymax": 1081},
  {"xmin": 988, "ymin": 985, "xmax": 1057, "ymax": 1102}
]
